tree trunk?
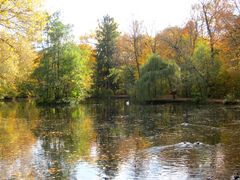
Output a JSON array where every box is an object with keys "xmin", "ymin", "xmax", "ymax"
[{"xmin": 202, "ymin": 4, "xmax": 215, "ymax": 65}]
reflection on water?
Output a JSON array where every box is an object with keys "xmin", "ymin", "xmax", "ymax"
[{"xmin": 0, "ymin": 100, "xmax": 240, "ymax": 179}]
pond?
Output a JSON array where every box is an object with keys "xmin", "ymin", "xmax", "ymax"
[{"xmin": 0, "ymin": 99, "xmax": 240, "ymax": 179}]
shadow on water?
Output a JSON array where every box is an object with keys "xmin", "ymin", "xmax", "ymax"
[{"xmin": 0, "ymin": 100, "xmax": 240, "ymax": 179}]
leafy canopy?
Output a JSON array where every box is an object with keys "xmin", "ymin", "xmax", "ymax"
[{"xmin": 34, "ymin": 13, "xmax": 93, "ymax": 104}]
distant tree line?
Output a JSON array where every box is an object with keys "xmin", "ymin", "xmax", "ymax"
[{"xmin": 0, "ymin": 0, "xmax": 239, "ymax": 104}]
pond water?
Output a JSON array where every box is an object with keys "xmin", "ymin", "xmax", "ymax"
[{"xmin": 0, "ymin": 100, "xmax": 240, "ymax": 180}]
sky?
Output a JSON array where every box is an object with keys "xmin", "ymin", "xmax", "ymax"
[{"xmin": 44, "ymin": 0, "xmax": 198, "ymax": 37}]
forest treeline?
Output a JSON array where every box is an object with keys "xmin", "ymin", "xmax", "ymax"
[{"xmin": 0, "ymin": 0, "xmax": 239, "ymax": 104}]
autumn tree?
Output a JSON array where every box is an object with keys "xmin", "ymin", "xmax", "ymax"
[
  {"xmin": 155, "ymin": 27, "xmax": 185, "ymax": 63},
  {"xmin": 0, "ymin": 0, "xmax": 46, "ymax": 45},
  {"xmin": 219, "ymin": 0, "xmax": 240, "ymax": 69},
  {"xmin": 155, "ymin": 26, "xmax": 195, "ymax": 97},
  {"xmin": 192, "ymin": 0, "xmax": 235, "ymax": 64},
  {"xmin": 191, "ymin": 0, "xmax": 240, "ymax": 98},
  {"xmin": 0, "ymin": 0, "xmax": 46, "ymax": 98},
  {"xmin": 129, "ymin": 20, "xmax": 144, "ymax": 78},
  {"xmin": 111, "ymin": 20, "xmax": 153, "ymax": 95},
  {"xmin": 128, "ymin": 20, "xmax": 152, "ymax": 79},
  {"xmin": 113, "ymin": 28, "xmax": 153, "ymax": 95},
  {"xmin": 216, "ymin": 0, "xmax": 240, "ymax": 97}
]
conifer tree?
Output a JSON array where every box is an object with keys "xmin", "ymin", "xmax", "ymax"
[{"xmin": 95, "ymin": 15, "xmax": 119, "ymax": 93}]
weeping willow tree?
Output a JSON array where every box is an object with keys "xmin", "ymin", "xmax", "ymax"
[{"xmin": 135, "ymin": 54, "xmax": 180, "ymax": 102}]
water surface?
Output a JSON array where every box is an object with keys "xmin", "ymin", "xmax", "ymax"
[{"xmin": 0, "ymin": 100, "xmax": 240, "ymax": 179}]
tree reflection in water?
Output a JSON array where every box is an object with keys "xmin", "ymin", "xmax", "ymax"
[{"xmin": 0, "ymin": 100, "xmax": 240, "ymax": 179}]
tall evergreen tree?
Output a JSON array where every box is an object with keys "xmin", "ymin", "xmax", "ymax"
[{"xmin": 95, "ymin": 15, "xmax": 119, "ymax": 93}]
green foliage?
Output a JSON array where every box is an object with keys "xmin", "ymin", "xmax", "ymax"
[
  {"xmin": 108, "ymin": 68, "xmax": 125, "ymax": 95},
  {"xmin": 46, "ymin": 12, "xmax": 72, "ymax": 46},
  {"xmin": 121, "ymin": 66, "xmax": 137, "ymax": 95},
  {"xmin": 183, "ymin": 40, "xmax": 220, "ymax": 99},
  {"xmin": 95, "ymin": 88, "xmax": 114, "ymax": 98},
  {"xmin": 95, "ymin": 15, "xmax": 119, "ymax": 94},
  {"xmin": 17, "ymin": 79, "xmax": 36, "ymax": 98},
  {"xmin": 107, "ymin": 66, "xmax": 138, "ymax": 95},
  {"xmin": 208, "ymin": 68, "xmax": 230, "ymax": 98},
  {"xmin": 33, "ymin": 13, "xmax": 93, "ymax": 104},
  {"xmin": 135, "ymin": 54, "xmax": 180, "ymax": 102},
  {"xmin": 34, "ymin": 43, "xmax": 93, "ymax": 104}
]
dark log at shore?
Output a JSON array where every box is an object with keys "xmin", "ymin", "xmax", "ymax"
[{"xmin": 146, "ymin": 98, "xmax": 193, "ymax": 104}]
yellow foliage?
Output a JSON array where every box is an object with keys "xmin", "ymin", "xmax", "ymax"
[
  {"xmin": 0, "ymin": 32, "xmax": 38, "ymax": 96},
  {"xmin": 0, "ymin": 0, "xmax": 47, "ymax": 41},
  {"xmin": 79, "ymin": 44, "xmax": 96, "ymax": 64},
  {"xmin": 0, "ymin": 0, "xmax": 46, "ymax": 97}
]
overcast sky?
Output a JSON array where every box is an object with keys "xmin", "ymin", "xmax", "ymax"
[{"xmin": 44, "ymin": 0, "xmax": 198, "ymax": 37}]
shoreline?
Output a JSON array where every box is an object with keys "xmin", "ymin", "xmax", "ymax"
[
  {"xmin": 1, "ymin": 96, "xmax": 239, "ymax": 105},
  {"xmin": 146, "ymin": 98, "xmax": 239, "ymax": 105}
]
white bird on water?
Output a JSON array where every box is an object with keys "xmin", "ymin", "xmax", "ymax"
[{"xmin": 126, "ymin": 100, "xmax": 130, "ymax": 106}]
